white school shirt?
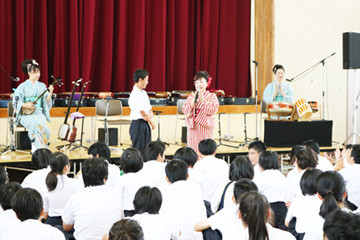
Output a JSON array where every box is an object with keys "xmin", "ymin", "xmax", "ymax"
[
  {"xmin": 160, "ymin": 180, "xmax": 206, "ymax": 240},
  {"xmin": 62, "ymin": 185, "xmax": 123, "ymax": 240},
  {"xmin": 285, "ymin": 194, "xmax": 322, "ymax": 233},
  {"xmin": 129, "ymin": 85, "xmax": 152, "ymax": 120},
  {"xmin": 0, "ymin": 209, "xmax": 21, "ymax": 237},
  {"xmin": 210, "ymin": 181, "xmax": 235, "ymax": 213},
  {"xmin": 77, "ymin": 162, "xmax": 120, "ymax": 189},
  {"xmin": 130, "ymin": 213, "xmax": 178, "ymax": 240},
  {"xmin": 140, "ymin": 160, "xmax": 169, "ymax": 189},
  {"xmin": 208, "ymin": 204, "xmax": 245, "ymax": 240},
  {"xmin": 253, "ymin": 163, "xmax": 261, "ymax": 180},
  {"xmin": 193, "ymin": 155, "xmax": 229, "ymax": 201},
  {"xmin": 21, "ymin": 166, "xmax": 51, "ymax": 205},
  {"xmin": 286, "ymin": 168, "xmax": 305, "ymax": 201},
  {"xmin": 0, "ymin": 219, "xmax": 65, "ymax": 240},
  {"xmin": 44, "ymin": 175, "xmax": 84, "ymax": 217},
  {"xmin": 316, "ymin": 155, "xmax": 334, "ymax": 172},
  {"xmin": 340, "ymin": 163, "xmax": 360, "ymax": 207},
  {"xmin": 244, "ymin": 223, "xmax": 295, "ymax": 240},
  {"xmin": 188, "ymin": 168, "xmax": 204, "ymax": 194},
  {"xmin": 254, "ymin": 169, "xmax": 288, "ymax": 203}
]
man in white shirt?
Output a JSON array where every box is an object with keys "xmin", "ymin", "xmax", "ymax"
[
  {"xmin": 129, "ymin": 69, "xmax": 155, "ymax": 158},
  {"xmin": 194, "ymin": 139, "xmax": 229, "ymax": 201},
  {"xmin": 247, "ymin": 140, "xmax": 266, "ymax": 179},
  {"xmin": 62, "ymin": 158, "xmax": 123, "ymax": 240},
  {"xmin": 303, "ymin": 139, "xmax": 333, "ymax": 171}
]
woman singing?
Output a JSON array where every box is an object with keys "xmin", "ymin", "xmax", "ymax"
[
  {"xmin": 13, "ymin": 59, "xmax": 53, "ymax": 152},
  {"xmin": 182, "ymin": 71, "xmax": 219, "ymax": 153},
  {"xmin": 263, "ymin": 64, "xmax": 294, "ymax": 104}
]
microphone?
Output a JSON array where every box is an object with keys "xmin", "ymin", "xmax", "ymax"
[
  {"xmin": 11, "ymin": 77, "xmax": 20, "ymax": 82},
  {"xmin": 252, "ymin": 60, "xmax": 259, "ymax": 65},
  {"xmin": 285, "ymin": 78, "xmax": 292, "ymax": 82},
  {"xmin": 195, "ymin": 87, "xmax": 200, "ymax": 102}
]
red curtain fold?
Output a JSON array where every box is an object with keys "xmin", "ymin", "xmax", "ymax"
[{"xmin": 0, "ymin": 0, "xmax": 251, "ymax": 97}]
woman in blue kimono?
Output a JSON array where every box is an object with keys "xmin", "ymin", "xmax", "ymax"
[{"xmin": 13, "ymin": 59, "xmax": 54, "ymax": 152}]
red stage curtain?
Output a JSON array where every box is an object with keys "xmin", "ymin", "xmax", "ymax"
[{"xmin": 0, "ymin": 0, "xmax": 251, "ymax": 97}]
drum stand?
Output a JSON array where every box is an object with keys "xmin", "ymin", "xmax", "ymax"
[
  {"xmin": 217, "ymin": 112, "xmax": 237, "ymax": 148},
  {"xmin": 154, "ymin": 111, "xmax": 170, "ymax": 146}
]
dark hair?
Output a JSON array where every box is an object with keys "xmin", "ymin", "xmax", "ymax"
[
  {"xmin": 233, "ymin": 179, "xmax": 258, "ymax": 203},
  {"xmin": 316, "ymin": 171, "xmax": 346, "ymax": 218},
  {"xmin": 300, "ymin": 168, "xmax": 323, "ymax": 196},
  {"xmin": 133, "ymin": 186, "xmax": 162, "ymax": 214},
  {"xmin": 31, "ymin": 148, "xmax": 52, "ymax": 169},
  {"xmin": 120, "ymin": 148, "xmax": 143, "ymax": 173},
  {"xmin": 323, "ymin": 210, "xmax": 360, "ymax": 240},
  {"xmin": 0, "ymin": 182, "xmax": 22, "ymax": 210},
  {"xmin": 88, "ymin": 142, "xmax": 111, "ymax": 161},
  {"xmin": 239, "ymin": 192, "xmax": 269, "ymax": 240},
  {"xmin": 295, "ymin": 148, "xmax": 318, "ymax": 170},
  {"xmin": 21, "ymin": 59, "xmax": 41, "ymax": 75},
  {"xmin": 133, "ymin": 69, "xmax": 149, "ymax": 83},
  {"xmin": 248, "ymin": 141, "xmax": 266, "ymax": 153},
  {"xmin": 259, "ymin": 151, "xmax": 279, "ymax": 170},
  {"xmin": 303, "ymin": 139, "xmax": 320, "ymax": 154},
  {"xmin": 82, "ymin": 158, "xmax": 108, "ymax": 187},
  {"xmin": 173, "ymin": 147, "xmax": 198, "ymax": 168},
  {"xmin": 46, "ymin": 152, "xmax": 70, "ymax": 191},
  {"xmin": 108, "ymin": 219, "xmax": 144, "ymax": 240},
  {"xmin": 290, "ymin": 145, "xmax": 304, "ymax": 164},
  {"xmin": 229, "ymin": 156, "xmax": 254, "ymax": 180},
  {"xmin": 11, "ymin": 188, "xmax": 43, "ymax": 221},
  {"xmin": 165, "ymin": 159, "xmax": 188, "ymax": 183},
  {"xmin": 194, "ymin": 70, "xmax": 210, "ymax": 82},
  {"xmin": 350, "ymin": 145, "xmax": 360, "ymax": 164},
  {"xmin": 0, "ymin": 166, "xmax": 7, "ymax": 186},
  {"xmin": 272, "ymin": 64, "xmax": 285, "ymax": 74},
  {"xmin": 144, "ymin": 141, "xmax": 165, "ymax": 162},
  {"xmin": 198, "ymin": 139, "xmax": 217, "ymax": 156}
]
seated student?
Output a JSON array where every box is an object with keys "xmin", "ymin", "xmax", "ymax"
[
  {"xmin": 173, "ymin": 147, "xmax": 203, "ymax": 191},
  {"xmin": 194, "ymin": 139, "xmax": 229, "ymax": 201},
  {"xmin": 44, "ymin": 152, "xmax": 83, "ymax": 227},
  {"xmin": 210, "ymin": 156, "xmax": 254, "ymax": 213},
  {"xmin": 21, "ymin": 148, "xmax": 52, "ymax": 206},
  {"xmin": 141, "ymin": 141, "xmax": 168, "ymax": 189},
  {"xmin": 254, "ymin": 151, "xmax": 288, "ymax": 230},
  {"xmin": 239, "ymin": 192, "xmax": 296, "ymax": 240},
  {"xmin": 0, "ymin": 188, "xmax": 65, "ymax": 240},
  {"xmin": 304, "ymin": 171, "xmax": 348, "ymax": 240},
  {"xmin": 129, "ymin": 186, "xmax": 178, "ymax": 240},
  {"xmin": 0, "ymin": 166, "xmax": 7, "ymax": 213},
  {"xmin": 303, "ymin": 139, "xmax": 333, "ymax": 171},
  {"xmin": 195, "ymin": 179, "xmax": 258, "ymax": 240},
  {"xmin": 285, "ymin": 145, "xmax": 304, "ymax": 199},
  {"xmin": 285, "ymin": 168, "xmax": 323, "ymax": 239},
  {"xmin": 62, "ymin": 158, "xmax": 123, "ymax": 240},
  {"xmin": 104, "ymin": 219, "xmax": 144, "ymax": 240},
  {"xmin": 248, "ymin": 140, "xmax": 266, "ymax": 179},
  {"xmin": 160, "ymin": 159, "xmax": 206, "ymax": 240},
  {"xmin": 323, "ymin": 210, "xmax": 360, "ymax": 240},
  {"xmin": 116, "ymin": 148, "xmax": 148, "ymax": 217},
  {"xmin": 0, "ymin": 182, "xmax": 22, "ymax": 236}
]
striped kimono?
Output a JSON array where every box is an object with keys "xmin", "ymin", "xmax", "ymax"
[
  {"xmin": 182, "ymin": 91, "xmax": 219, "ymax": 153},
  {"xmin": 13, "ymin": 80, "xmax": 52, "ymax": 149}
]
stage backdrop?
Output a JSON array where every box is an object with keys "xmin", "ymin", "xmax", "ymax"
[{"xmin": 0, "ymin": 0, "xmax": 251, "ymax": 97}]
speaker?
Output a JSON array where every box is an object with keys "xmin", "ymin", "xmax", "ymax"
[
  {"xmin": 181, "ymin": 126, "xmax": 187, "ymax": 143},
  {"xmin": 343, "ymin": 32, "xmax": 360, "ymax": 69},
  {"xmin": 16, "ymin": 131, "xmax": 31, "ymax": 150},
  {"xmin": 98, "ymin": 128, "xmax": 118, "ymax": 146}
]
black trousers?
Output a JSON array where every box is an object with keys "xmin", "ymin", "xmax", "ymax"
[{"xmin": 129, "ymin": 119, "xmax": 151, "ymax": 159}]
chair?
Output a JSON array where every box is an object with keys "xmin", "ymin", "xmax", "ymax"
[
  {"xmin": 95, "ymin": 99, "xmax": 132, "ymax": 147},
  {"xmin": 174, "ymin": 99, "xmax": 186, "ymax": 144}
]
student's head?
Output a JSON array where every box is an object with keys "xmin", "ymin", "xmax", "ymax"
[
  {"xmin": 46, "ymin": 152, "xmax": 70, "ymax": 191},
  {"xmin": 165, "ymin": 159, "xmax": 188, "ymax": 183},
  {"xmin": 0, "ymin": 182, "xmax": 22, "ymax": 210},
  {"xmin": 258, "ymin": 151, "xmax": 279, "ymax": 171},
  {"xmin": 21, "ymin": 59, "xmax": 41, "ymax": 75},
  {"xmin": 0, "ymin": 166, "xmax": 7, "ymax": 187},
  {"xmin": 316, "ymin": 171, "xmax": 346, "ymax": 218},
  {"xmin": 88, "ymin": 142, "xmax": 111, "ymax": 161},
  {"xmin": 303, "ymin": 139, "xmax": 320, "ymax": 154},
  {"xmin": 198, "ymin": 139, "xmax": 217, "ymax": 156},
  {"xmin": 133, "ymin": 69, "xmax": 149, "ymax": 89},
  {"xmin": 239, "ymin": 192, "xmax": 270, "ymax": 240},
  {"xmin": 272, "ymin": 64, "xmax": 285, "ymax": 81},
  {"xmin": 300, "ymin": 168, "xmax": 323, "ymax": 196},
  {"xmin": 108, "ymin": 219, "xmax": 144, "ymax": 240},
  {"xmin": 290, "ymin": 145, "xmax": 304, "ymax": 164},
  {"xmin": 11, "ymin": 188, "xmax": 43, "ymax": 221},
  {"xmin": 194, "ymin": 70, "xmax": 211, "ymax": 90},
  {"xmin": 173, "ymin": 147, "xmax": 198, "ymax": 168},
  {"xmin": 229, "ymin": 156, "xmax": 254, "ymax": 181},
  {"xmin": 323, "ymin": 210, "xmax": 360, "ymax": 240},
  {"xmin": 82, "ymin": 157, "xmax": 108, "ymax": 187},
  {"xmin": 120, "ymin": 148, "xmax": 143, "ymax": 173},
  {"xmin": 248, "ymin": 141, "xmax": 266, "ymax": 166},
  {"xmin": 31, "ymin": 148, "xmax": 52, "ymax": 169},
  {"xmin": 349, "ymin": 144, "xmax": 360, "ymax": 164},
  {"xmin": 144, "ymin": 141, "xmax": 165, "ymax": 162},
  {"xmin": 133, "ymin": 186, "xmax": 162, "ymax": 214},
  {"xmin": 233, "ymin": 179, "xmax": 258, "ymax": 203},
  {"xmin": 295, "ymin": 148, "xmax": 318, "ymax": 170}
]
